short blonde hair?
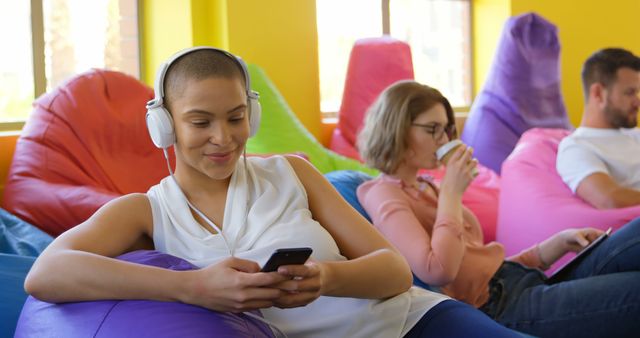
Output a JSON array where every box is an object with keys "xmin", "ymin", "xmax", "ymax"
[{"xmin": 357, "ymin": 80, "xmax": 455, "ymax": 174}]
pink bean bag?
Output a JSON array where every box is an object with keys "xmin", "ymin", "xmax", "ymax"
[
  {"xmin": 330, "ymin": 37, "xmax": 414, "ymax": 161},
  {"xmin": 497, "ymin": 128, "xmax": 640, "ymax": 271}
]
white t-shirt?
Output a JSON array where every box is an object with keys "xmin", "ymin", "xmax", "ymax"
[
  {"xmin": 557, "ymin": 127, "xmax": 640, "ymax": 193},
  {"xmin": 147, "ymin": 155, "xmax": 448, "ymax": 338}
]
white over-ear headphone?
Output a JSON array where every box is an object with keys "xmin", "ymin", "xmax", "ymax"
[
  {"xmin": 145, "ymin": 46, "xmax": 262, "ymax": 149},
  {"xmin": 145, "ymin": 48, "xmax": 287, "ymax": 338}
]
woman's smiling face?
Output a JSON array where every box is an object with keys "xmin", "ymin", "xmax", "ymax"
[{"xmin": 171, "ymin": 76, "xmax": 250, "ymax": 181}]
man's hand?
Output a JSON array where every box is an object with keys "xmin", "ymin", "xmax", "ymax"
[{"xmin": 577, "ymin": 173, "xmax": 640, "ymax": 209}]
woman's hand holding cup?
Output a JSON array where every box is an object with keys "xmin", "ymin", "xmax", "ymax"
[{"xmin": 437, "ymin": 140, "xmax": 479, "ymax": 195}]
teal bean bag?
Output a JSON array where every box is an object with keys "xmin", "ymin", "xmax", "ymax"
[
  {"xmin": 1, "ymin": 254, "xmax": 36, "ymax": 338},
  {"xmin": 0, "ymin": 208, "xmax": 53, "ymax": 257},
  {"xmin": 0, "ymin": 208, "xmax": 52, "ymax": 337}
]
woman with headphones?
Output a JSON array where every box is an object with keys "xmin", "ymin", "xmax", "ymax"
[{"xmin": 23, "ymin": 47, "xmax": 519, "ymax": 337}]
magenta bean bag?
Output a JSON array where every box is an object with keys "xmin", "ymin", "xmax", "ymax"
[
  {"xmin": 461, "ymin": 12, "xmax": 571, "ymax": 174},
  {"xmin": 497, "ymin": 128, "xmax": 640, "ymax": 272},
  {"xmin": 14, "ymin": 250, "xmax": 275, "ymax": 338},
  {"xmin": 330, "ymin": 36, "xmax": 414, "ymax": 161}
]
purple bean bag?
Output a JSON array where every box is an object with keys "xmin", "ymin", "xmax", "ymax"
[
  {"xmin": 461, "ymin": 12, "xmax": 571, "ymax": 174},
  {"xmin": 14, "ymin": 250, "xmax": 275, "ymax": 338},
  {"xmin": 497, "ymin": 128, "xmax": 640, "ymax": 273}
]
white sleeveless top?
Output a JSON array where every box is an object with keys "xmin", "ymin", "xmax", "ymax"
[{"xmin": 147, "ymin": 155, "xmax": 447, "ymax": 338}]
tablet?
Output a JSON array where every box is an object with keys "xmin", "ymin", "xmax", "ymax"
[{"xmin": 546, "ymin": 227, "xmax": 612, "ymax": 284}]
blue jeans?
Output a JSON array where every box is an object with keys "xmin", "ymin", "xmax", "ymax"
[
  {"xmin": 480, "ymin": 217, "xmax": 640, "ymax": 338},
  {"xmin": 404, "ymin": 300, "xmax": 522, "ymax": 338}
]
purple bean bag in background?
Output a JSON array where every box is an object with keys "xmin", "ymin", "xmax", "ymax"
[
  {"xmin": 14, "ymin": 250, "xmax": 275, "ymax": 338},
  {"xmin": 461, "ymin": 12, "xmax": 571, "ymax": 175}
]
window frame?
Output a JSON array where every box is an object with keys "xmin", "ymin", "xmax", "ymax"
[
  {"xmin": 0, "ymin": 0, "xmax": 42, "ymax": 132},
  {"xmin": 0, "ymin": 0, "xmax": 142, "ymax": 132},
  {"xmin": 318, "ymin": 0, "xmax": 473, "ymax": 121}
]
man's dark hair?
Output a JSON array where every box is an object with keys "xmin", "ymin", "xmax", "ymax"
[{"xmin": 581, "ymin": 48, "xmax": 640, "ymax": 100}]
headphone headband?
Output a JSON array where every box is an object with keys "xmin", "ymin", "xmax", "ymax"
[
  {"xmin": 148, "ymin": 46, "xmax": 255, "ymax": 108},
  {"xmin": 145, "ymin": 46, "xmax": 262, "ymax": 149}
]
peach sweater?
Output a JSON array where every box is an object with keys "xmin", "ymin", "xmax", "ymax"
[{"xmin": 357, "ymin": 174, "xmax": 544, "ymax": 308}]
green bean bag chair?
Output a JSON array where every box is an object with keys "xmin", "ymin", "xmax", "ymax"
[{"xmin": 246, "ymin": 65, "xmax": 377, "ymax": 176}]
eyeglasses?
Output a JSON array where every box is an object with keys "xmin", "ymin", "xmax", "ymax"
[{"xmin": 411, "ymin": 123, "xmax": 456, "ymax": 141}]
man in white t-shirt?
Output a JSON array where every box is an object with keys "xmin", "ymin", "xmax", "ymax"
[{"xmin": 557, "ymin": 48, "xmax": 640, "ymax": 209}]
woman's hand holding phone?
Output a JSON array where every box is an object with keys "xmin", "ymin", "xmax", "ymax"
[
  {"xmin": 260, "ymin": 247, "xmax": 313, "ymax": 272},
  {"xmin": 270, "ymin": 259, "xmax": 325, "ymax": 309},
  {"xmin": 184, "ymin": 256, "xmax": 289, "ymax": 312},
  {"xmin": 260, "ymin": 247, "xmax": 324, "ymax": 308}
]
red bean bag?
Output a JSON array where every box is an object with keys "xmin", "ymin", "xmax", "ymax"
[
  {"xmin": 2, "ymin": 69, "xmax": 170, "ymax": 236},
  {"xmin": 497, "ymin": 128, "xmax": 640, "ymax": 272},
  {"xmin": 330, "ymin": 37, "xmax": 414, "ymax": 161}
]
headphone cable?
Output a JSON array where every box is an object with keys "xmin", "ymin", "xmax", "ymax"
[{"xmin": 161, "ymin": 148, "xmax": 288, "ymax": 338}]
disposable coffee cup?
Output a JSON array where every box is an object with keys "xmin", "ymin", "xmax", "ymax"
[{"xmin": 436, "ymin": 140, "xmax": 478, "ymax": 177}]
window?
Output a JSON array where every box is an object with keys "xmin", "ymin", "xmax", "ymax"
[
  {"xmin": 316, "ymin": 0, "xmax": 472, "ymax": 118},
  {"xmin": 0, "ymin": 0, "xmax": 139, "ymax": 127},
  {"xmin": 0, "ymin": 1, "xmax": 33, "ymax": 124},
  {"xmin": 390, "ymin": 0, "xmax": 472, "ymax": 108},
  {"xmin": 316, "ymin": 0, "xmax": 382, "ymax": 114}
]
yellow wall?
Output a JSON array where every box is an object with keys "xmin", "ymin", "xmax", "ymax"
[
  {"xmin": 472, "ymin": 0, "xmax": 510, "ymax": 96},
  {"xmin": 191, "ymin": 0, "xmax": 228, "ymax": 49},
  {"xmin": 226, "ymin": 0, "xmax": 321, "ymax": 138},
  {"xmin": 473, "ymin": 0, "xmax": 640, "ymax": 127},
  {"xmin": 140, "ymin": 0, "xmax": 195, "ymax": 84},
  {"xmin": 140, "ymin": 0, "xmax": 322, "ymax": 139},
  {"xmin": 511, "ymin": 0, "xmax": 640, "ymax": 127},
  {"xmin": 0, "ymin": 132, "xmax": 19, "ymax": 203}
]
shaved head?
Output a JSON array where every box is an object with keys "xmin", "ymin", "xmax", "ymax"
[{"xmin": 164, "ymin": 49, "xmax": 246, "ymax": 111}]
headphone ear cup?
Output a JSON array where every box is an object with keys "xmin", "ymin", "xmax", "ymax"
[
  {"xmin": 248, "ymin": 96, "xmax": 261, "ymax": 137},
  {"xmin": 146, "ymin": 105, "xmax": 175, "ymax": 148}
]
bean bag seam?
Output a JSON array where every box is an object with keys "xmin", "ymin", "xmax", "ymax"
[{"xmin": 92, "ymin": 301, "xmax": 121, "ymax": 338}]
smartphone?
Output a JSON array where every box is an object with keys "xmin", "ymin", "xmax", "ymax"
[
  {"xmin": 260, "ymin": 247, "xmax": 313, "ymax": 272},
  {"xmin": 546, "ymin": 227, "xmax": 612, "ymax": 284}
]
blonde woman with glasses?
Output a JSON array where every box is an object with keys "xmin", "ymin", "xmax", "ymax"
[{"xmin": 357, "ymin": 80, "xmax": 640, "ymax": 338}]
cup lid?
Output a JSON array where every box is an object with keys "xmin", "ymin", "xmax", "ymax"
[{"xmin": 436, "ymin": 139, "xmax": 463, "ymax": 160}]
